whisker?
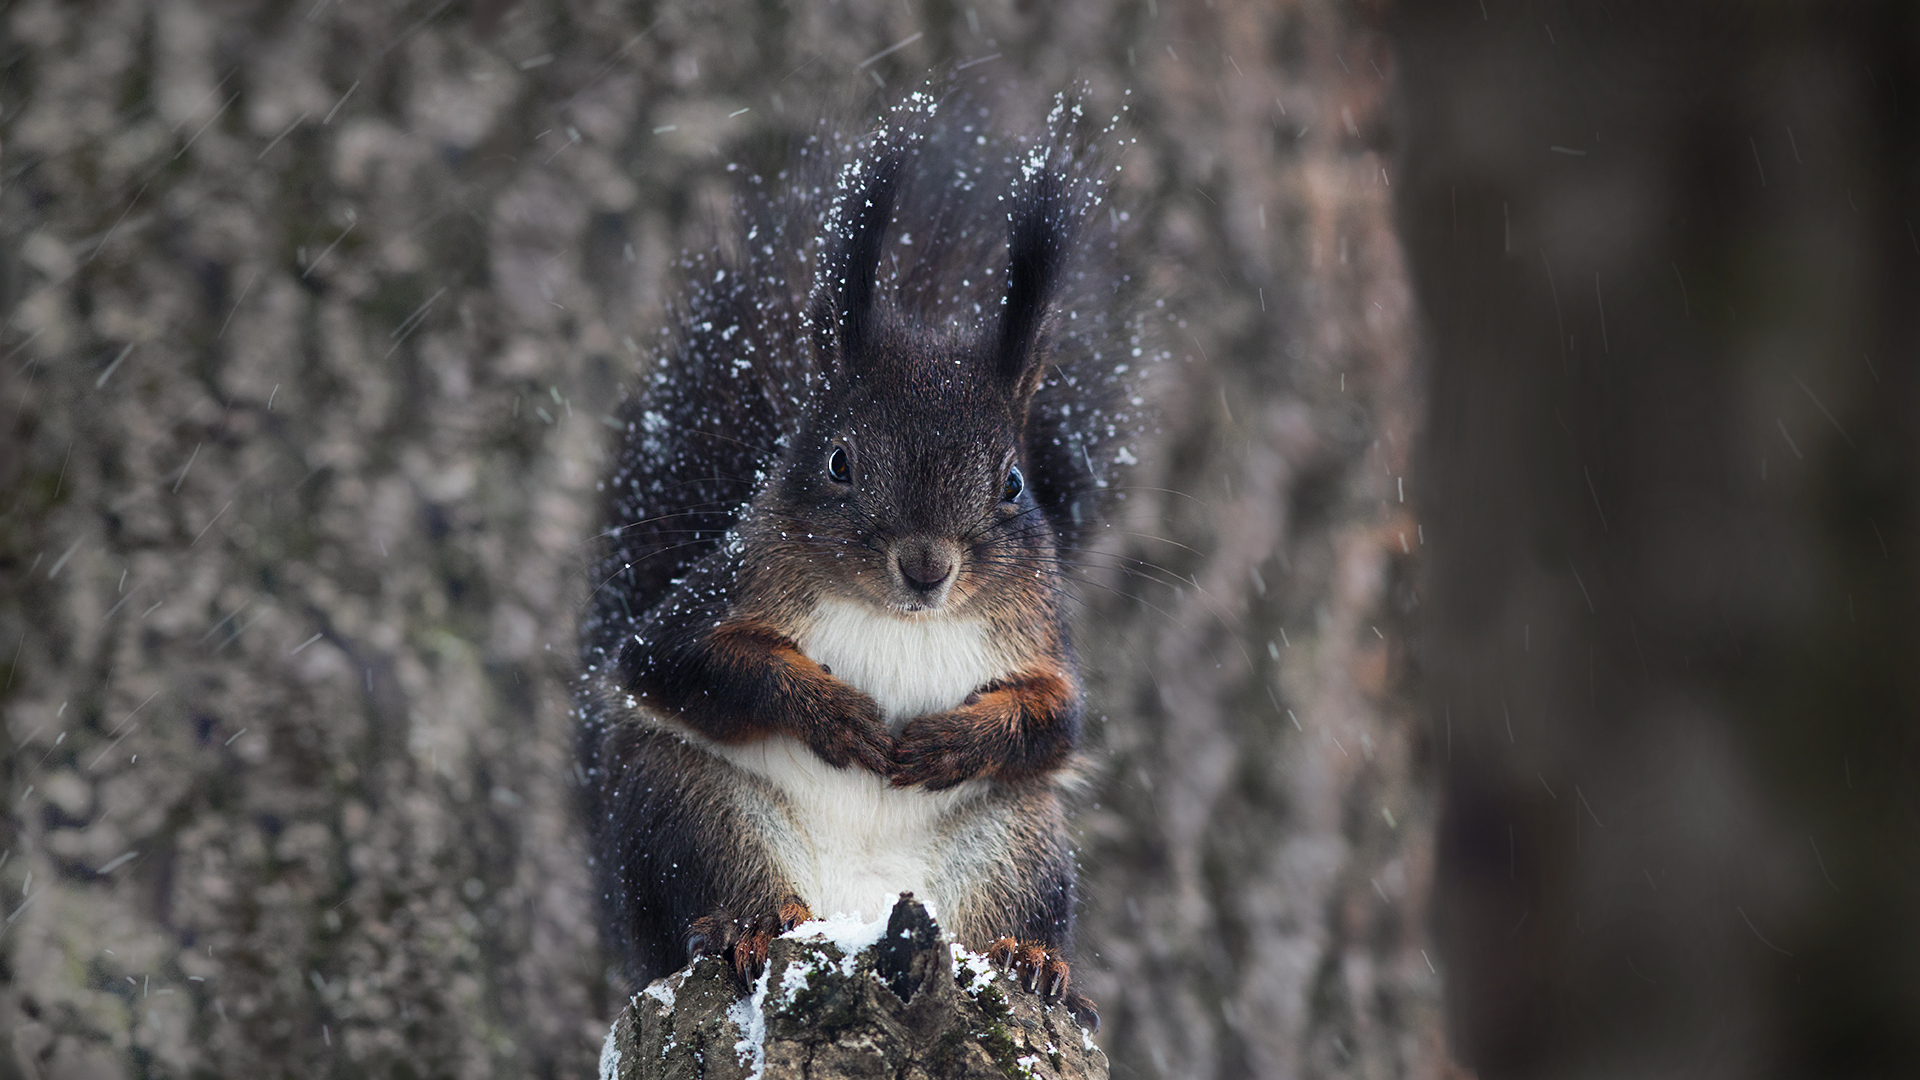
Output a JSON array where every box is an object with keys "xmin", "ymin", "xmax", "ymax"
[
  {"xmin": 973, "ymin": 548, "xmax": 1250, "ymax": 670},
  {"xmin": 572, "ymin": 527, "xmax": 733, "ymax": 564},
  {"xmin": 964, "ymin": 554, "xmax": 1194, "ymax": 634},
  {"xmin": 622, "ymin": 424, "xmax": 782, "ymax": 462},
  {"xmin": 1083, "ymin": 483, "xmax": 1214, "ymax": 507},
  {"xmin": 581, "ymin": 540, "xmax": 730, "ymax": 601},
  {"xmin": 996, "ymin": 547, "xmax": 1201, "ymax": 598},
  {"xmin": 1103, "ymin": 528, "xmax": 1209, "ymax": 558}
]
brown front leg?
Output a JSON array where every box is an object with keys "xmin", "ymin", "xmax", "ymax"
[
  {"xmin": 677, "ymin": 619, "xmax": 896, "ymax": 775},
  {"xmin": 891, "ymin": 671, "xmax": 1080, "ymax": 790}
]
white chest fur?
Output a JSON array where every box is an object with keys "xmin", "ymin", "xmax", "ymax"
[
  {"xmin": 795, "ymin": 597, "xmax": 1008, "ymax": 724},
  {"xmin": 711, "ymin": 597, "xmax": 1016, "ymax": 922},
  {"xmin": 716, "ymin": 737, "xmax": 1000, "ymax": 923}
]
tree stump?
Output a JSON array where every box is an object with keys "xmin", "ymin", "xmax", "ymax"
[{"xmin": 601, "ymin": 897, "xmax": 1106, "ymax": 1080}]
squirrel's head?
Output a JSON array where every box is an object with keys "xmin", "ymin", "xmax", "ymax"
[{"xmin": 749, "ymin": 147, "xmax": 1074, "ymax": 618}]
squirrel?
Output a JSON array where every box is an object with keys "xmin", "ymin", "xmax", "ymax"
[{"xmin": 576, "ymin": 89, "xmax": 1148, "ymax": 1034}]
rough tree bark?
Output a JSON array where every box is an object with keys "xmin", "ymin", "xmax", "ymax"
[
  {"xmin": 1, "ymin": 1, "xmax": 1440, "ymax": 1077},
  {"xmin": 600, "ymin": 898, "xmax": 1109, "ymax": 1080}
]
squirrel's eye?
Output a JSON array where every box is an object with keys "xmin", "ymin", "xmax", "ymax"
[
  {"xmin": 826, "ymin": 446, "xmax": 852, "ymax": 484},
  {"xmin": 1001, "ymin": 465, "xmax": 1024, "ymax": 503}
]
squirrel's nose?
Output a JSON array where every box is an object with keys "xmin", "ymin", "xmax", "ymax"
[{"xmin": 896, "ymin": 540, "xmax": 957, "ymax": 593}]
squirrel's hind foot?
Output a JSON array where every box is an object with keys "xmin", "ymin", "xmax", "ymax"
[
  {"xmin": 687, "ymin": 894, "xmax": 814, "ymax": 986},
  {"xmin": 984, "ymin": 936, "xmax": 1101, "ymax": 1032}
]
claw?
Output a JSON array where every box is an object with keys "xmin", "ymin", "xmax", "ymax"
[
  {"xmin": 778, "ymin": 894, "xmax": 813, "ymax": 932},
  {"xmin": 1067, "ymin": 992, "xmax": 1101, "ymax": 1033},
  {"xmin": 686, "ymin": 914, "xmax": 725, "ymax": 961},
  {"xmin": 983, "ymin": 936, "xmax": 1083, "ymax": 1014},
  {"xmin": 734, "ymin": 931, "xmax": 769, "ymax": 979},
  {"xmin": 688, "ymin": 901, "xmax": 813, "ymax": 988}
]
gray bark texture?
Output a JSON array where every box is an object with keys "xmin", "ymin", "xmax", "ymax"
[{"xmin": 2, "ymin": 1, "xmax": 1442, "ymax": 1078}]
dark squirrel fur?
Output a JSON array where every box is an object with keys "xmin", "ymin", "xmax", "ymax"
[{"xmin": 576, "ymin": 90, "xmax": 1149, "ymax": 1031}]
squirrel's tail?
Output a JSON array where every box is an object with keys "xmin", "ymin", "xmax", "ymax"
[
  {"xmin": 580, "ymin": 181, "xmax": 816, "ymax": 669},
  {"xmin": 1014, "ymin": 95, "xmax": 1157, "ymax": 560}
]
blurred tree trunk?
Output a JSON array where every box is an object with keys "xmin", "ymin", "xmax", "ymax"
[
  {"xmin": 1394, "ymin": 2, "xmax": 1920, "ymax": 1076},
  {"xmin": 1, "ymin": 0, "xmax": 1441, "ymax": 1077}
]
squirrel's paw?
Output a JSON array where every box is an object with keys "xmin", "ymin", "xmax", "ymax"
[
  {"xmin": 802, "ymin": 690, "xmax": 895, "ymax": 775},
  {"xmin": 687, "ymin": 895, "xmax": 814, "ymax": 986},
  {"xmin": 984, "ymin": 936, "xmax": 1101, "ymax": 1032},
  {"xmin": 890, "ymin": 712, "xmax": 991, "ymax": 789},
  {"xmin": 893, "ymin": 679, "xmax": 1074, "ymax": 789}
]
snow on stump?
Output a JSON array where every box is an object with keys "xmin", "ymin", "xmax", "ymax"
[{"xmin": 600, "ymin": 895, "xmax": 1107, "ymax": 1080}]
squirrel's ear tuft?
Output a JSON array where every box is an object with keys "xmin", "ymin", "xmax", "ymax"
[
  {"xmin": 813, "ymin": 149, "xmax": 905, "ymax": 375},
  {"xmin": 997, "ymin": 168, "xmax": 1072, "ymax": 402}
]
